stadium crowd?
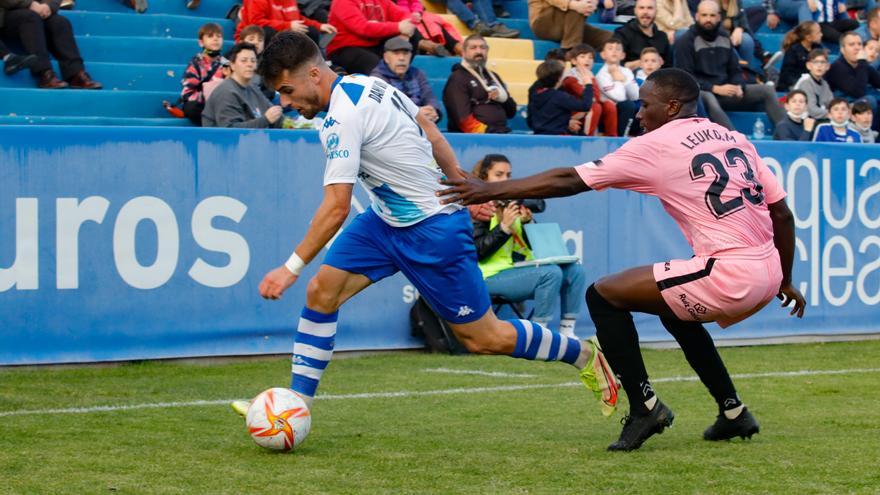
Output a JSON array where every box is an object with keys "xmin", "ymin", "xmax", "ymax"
[{"xmin": 0, "ymin": 0, "xmax": 878, "ymax": 138}]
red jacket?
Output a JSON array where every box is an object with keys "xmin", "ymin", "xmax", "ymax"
[
  {"xmin": 235, "ymin": 0, "xmax": 321, "ymax": 40},
  {"xmin": 326, "ymin": 0, "xmax": 408, "ymax": 55}
]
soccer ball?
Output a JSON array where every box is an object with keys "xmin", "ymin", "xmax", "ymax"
[{"xmin": 245, "ymin": 388, "xmax": 311, "ymax": 451}]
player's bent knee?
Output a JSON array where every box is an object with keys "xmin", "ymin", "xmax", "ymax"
[
  {"xmin": 586, "ymin": 283, "xmax": 616, "ymax": 315},
  {"xmin": 305, "ymin": 276, "xmax": 343, "ymax": 313}
]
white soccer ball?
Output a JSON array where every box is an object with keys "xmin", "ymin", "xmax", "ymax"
[{"xmin": 246, "ymin": 388, "xmax": 311, "ymax": 451}]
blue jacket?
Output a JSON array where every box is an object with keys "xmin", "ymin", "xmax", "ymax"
[
  {"xmin": 812, "ymin": 123, "xmax": 862, "ymax": 143},
  {"xmin": 526, "ymin": 83, "xmax": 593, "ymax": 135},
  {"xmin": 370, "ymin": 61, "xmax": 442, "ymax": 119}
]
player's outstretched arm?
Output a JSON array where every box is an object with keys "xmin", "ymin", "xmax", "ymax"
[
  {"xmin": 437, "ymin": 167, "xmax": 590, "ymax": 205},
  {"xmin": 259, "ymin": 183, "xmax": 354, "ymax": 300},
  {"xmin": 416, "ymin": 111, "xmax": 467, "ymax": 181},
  {"xmin": 768, "ymin": 199, "xmax": 806, "ymax": 318}
]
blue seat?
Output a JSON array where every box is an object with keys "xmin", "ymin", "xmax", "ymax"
[
  {"xmin": 73, "ymin": 0, "xmax": 239, "ymax": 20},
  {"xmin": 0, "ymin": 88, "xmax": 178, "ymax": 118},
  {"xmin": 0, "ymin": 115, "xmax": 191, "ymax": 126},
  {"xmin": 75, "ymin": 35, "xmax": 233, "ymax": 64},
  {"xmin": 62, "ymin": 11, "xmax": 236, "ymax": 39},
  {"xmin": 727, "ymin": 111, "xmax": 775, "ymax": 137},
  {"xmin": 0, "ymin": 61, "xmax": 187, "ymax": 92}
]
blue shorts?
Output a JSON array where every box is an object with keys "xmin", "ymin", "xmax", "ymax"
[{"xmin": 323, "ymin": 208, "xmax": 490, "ymax": 324}]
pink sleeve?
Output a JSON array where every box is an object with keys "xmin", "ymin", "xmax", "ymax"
[
  {"xmin": 754, "ymin": 154, "xmax": 786, "ymax": 204},
  {"xmin": 573, "ymin": 136, "xmax": 662, "ymax": 195}
]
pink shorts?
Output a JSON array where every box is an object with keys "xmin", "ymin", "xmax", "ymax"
[{"xmin": 653, "ymin": 246, "xmax": 783, "ymax": 328}]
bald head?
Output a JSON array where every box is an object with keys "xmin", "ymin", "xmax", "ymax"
[{"xmin": 697, "ymin": 0, "xmax": 720, "ymax": 14}]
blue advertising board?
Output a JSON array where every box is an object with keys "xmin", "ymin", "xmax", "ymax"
[{"xmin": 1, "ymin": 127, "xmax": 878, "ymax": 364}]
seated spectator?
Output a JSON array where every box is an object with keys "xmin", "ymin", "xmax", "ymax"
[
  {"xmin": 849, "ymin": 99, "xmax": 878, "ymax": 142},
  {"xmin": 597, "ymin": 38, "xmax": 639, "ymax": 135},
  {"xmin": 634, "ymin": 46, "xmax": 663, "ymax": 83},
  {"xmin": 325, "ymin": 0, "xmax": 425, "ymax": 74},
  {"xmin": 202, "ymin": 42, "xmax": 284, "ymax": 128},
  {"xmin": 393, "ymin": 0, "xmax": 463, "ymax": 55},
  {"xmin": 674, "ymin": 0, "xmax": 784, "ymax": 130},
  {"xmin": 528, "ymin": 0, "xmax": 612, "ymax": 50},
  {"xmin": 856, "ymin": 7, "xmax": 879, "ymax": 69},
  {"xmin": 794, "ymin": 48, "xmax": 833, "ymax": 119},
  {"xmin": 527, "ymin": 59, "xmax": 593, "ymax": 134},
  {"xmin": 772, "ymin": 0, "xmax": 812, "ymax": 26},
  {"xmin": 178, "ymin": 23, "xmax": 226, "ymax": 125},
  {"xmin": 826, "ymin": 32, "xmax": 880, "ymax": 130},
  {"xmin": 656, "ymin": 0, "xmax": 694, "ymax": 43},
  {"xmin": 239, "ymin": 24, "xmax": 277, "ymax": 101},
  {"xmin": 235, "ymin": 0, "xmax": 335, "ymax": 47},
  {"xmin": 613, "ymin": 0, "xmax": 673, "ymax": 71},
  {"xmin": 370, "ymin": 37, "xmax": 443, "ymax": 123},
  {"xmin": 811, "ymin": 0, "xmax": 858, "ymax": 44},
  {"xmin": 443, "ymin": 34, "xmax": 517, "ymax": 133},
  {"xmin": 865, "ymin": 39, "xmax": 879, "ymax": 67},
  {"xmin": 813, "ymin": 97, "xmax": 862, "ymax": 141},
  {"xmin": 0, "ymin": 40, "xmax": 36, "ymax": 75},
  {"xmin": 716, "ymin": 0, "xmax": 764, "ymax": 73},
  {"xmin": 202, "ymin": 57, "xmax": 231, "ymax": 102},
  {"xmin": 561, "ymin": 43, "xmax": 618, "ymax": 135},
  {"xmin": 0, "ymin": 0, "xmax": 101, "ymax": 88},
  {"xmin": 777, "ymin": 21, "xmax": 822, "ymax": 91},
  {"xmin": 425, "ymin": 0, "xmax": 519, "ymax": 38},
  {"xmin": 773, "ymin": 89, "xmax": 816, "ymax": 140},
  {"xmin": 470, "ymin": 154, "xmax": 587, "ymax": 338}
]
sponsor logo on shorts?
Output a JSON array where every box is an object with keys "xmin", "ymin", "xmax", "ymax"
[
  {"xmin": 457, "ymin": 306, "xmax": 474, "ymax": 318},
  {"xmin": 678, "ymin": 293, "xmax": 708, "ymax": 321}
]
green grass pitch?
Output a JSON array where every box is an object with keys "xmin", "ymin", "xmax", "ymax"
[{"xmin": 2, "ymin": 340, "xmax": 879, "ymax": 494}]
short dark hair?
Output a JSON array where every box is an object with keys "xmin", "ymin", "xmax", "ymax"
[
  {"xmin": 463, "ymin": 34, "xmax": 487, "ymax": 50},
  {"xmin": 828, "ymin": 97, "xmax": 850, "ymax": 111},
  {"xmin": 473, "ymin": 154, "xmax": 511, "ymax": 179},
  {"xmin": 226, "ymin": 42, "xmax": 257, "ymax": 64},
  {"xmin": 840, "ymin": 31, "xmax": 862, "ymax": 47},
  {"xmin": 640, "ymin": 46, "xmax": 660, "ymax": 57},
  {"xmin": 786, "ymin": 89, "xmax": 807, "ymax": 102},
  {"xmin": 807, "ymin": 48, "xmax": 829, "ymax": 61},
  {"xmin": 535, "ymin": 60, "xmax": 565, "ymax": 89},
  {"xmin": 645, "ymin": 68, "xmax": 700, "ymax": 103},
  {"xmin": 567, "ymin": 43, "xmax": 595, "ymax": 60},
  {"xmin": 239, "ymin": 24, "xmax": 264, "ymax": 41},
  {"xmin": 198, "ymin": 22, "xmax": 223, "ymax": 40},
  {"xmin": 852, "ymin": 99, "xmax": 873, "ymax": 115},
  {"xmin": 258, "ymin": 32, "xmax": 322, "ymax": 84},
  {"xmin": 601, "ymin": 38, "xmax": 623, "ymax": 52}
]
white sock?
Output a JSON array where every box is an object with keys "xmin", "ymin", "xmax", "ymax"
[
  {"xmin": 559, "ymin": 318, "xmax": 577, "ymax": 338},
  {"xmin": 724, "ymin": 404, "xmax": 744, "ymax": 420},
  {"xmin": 644, "ymin": 395, "xmax": 658, "ymax": 411}
]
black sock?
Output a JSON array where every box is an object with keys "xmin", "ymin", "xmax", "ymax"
[
  {"xmin": 660, "ymin": 316, "xmax": 741, "ymax": 415},
  {"xmin": 586, "ymin": 284, "xmax": 655, "ymax": 416}
]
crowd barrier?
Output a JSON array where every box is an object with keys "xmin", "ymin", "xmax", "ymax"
[{"xmin": 1, "ymin": 127, "xmax": 878, "ymax": 364}]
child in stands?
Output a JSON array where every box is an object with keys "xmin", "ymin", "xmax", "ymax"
[
  {"xmin": 793, "ymin": 49, "xmax": 833, "ymax": 120},
  {"xmin": 596, "ymin": 38, "xmax": 639, "ymax": 136},
  {"xmin": 849, "ymin": 100, "xmax": 878, "ymax": 143},
  {"xmin": 813, "ymin": 98, "xmax": 862, "ymax": 143},
  {"xmin": 634, "ymin": 47, "xmax": 663, "ymax": 85},
  {"xmin": 561, "ymin": 44, "xmax": 618, "ymax": 136},
  {"xmin": 527, "ymin": 59, "xmax": 594, "ymax": 135},
  {"xmin": 179, "ymin": 23, "xmax": 226, "ymax": 125}
]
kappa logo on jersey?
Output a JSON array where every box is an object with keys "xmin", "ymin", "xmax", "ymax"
[
  {"xmin": 457, "ymin": 306, "xmax": 474, "ymax": 318},
  {"xmin": 323, "ymin": 116, "xmax": 340, "ymax": 129}
]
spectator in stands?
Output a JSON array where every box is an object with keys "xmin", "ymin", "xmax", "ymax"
[
  {"xmin": 370, "ymin": 37, "xmax": 442, "ymax": 123},
  {"xmin": 655, "ymin": 0, "xmax": 693, "ymax": 43},
  {"xmin": 865, "ymin": 39, "xmax": 879, "ymax": 66},
  {"xmin": 235, "ymin": 0, "xmax": 336, "ymax": 47},
  {"xmin": 470, "ymin": 154, "xmax": 587, "ymax": 339},
  {"xmin": 527, "ymin": 59, "xmax": 594, "ymax": 134},
  {"xmin": 856, "ymin": 7, "xmax": 879, "ymax": 69},
  {"xmin": 826, "ymin": 32, "xmax": 880, "ymax": 130},
  {"xmin": 202, "ymin": 42, "xmax": 284, "ymax": 128},
  {"xmin": 777, "ymin": 21, "xmax": 821, "ymax": 91},
  {"xmin": 0, "ymin": 41, "xmax": 36, "ymax": 75},
  {"xmin": 561, "ymin": 43, "xmax": 618, "ymax": 135},
  {"xmin": 635, "ymin": 46, "xmax": 663, "ymax": 83},
  {"xmin": 773, "ymin": 89, "xmax": 816, "ymax": 140},
  {"xmin": 326, "ymin": 0, "xmax": 436, "ymax": 74},
  {"xmin": 299, "ymin": 0, "xmax": 330, "ymax": 24},
  {"xmin": 528, "ymin": 0, "xmax": 612, "ymax": 51},
  {"xmin": 597, "ymin": 38, "xmax": 639, "ymax": 135},
  {"xmin": 716, "ymin": 0, "xmax": 764, "ymax": 73},
  {"xmin": 425, "ymin": 0, "xmax": 519, "ymax": 38},
  {"xmin": 674, "ymin": 0, "xmax": 784, "ymax": 130},
  {"xmin": 393, "ymin": 0, "xmax": 463, "ymax": 55},
  {"xmin": 849, "ymin": 99, "xmax": 878, "ymax": 142},
  {"xmin": 613, "ymin": 0, "xmax": 672, "ymax": 71},
  {"xmin": 0, "ymin": 0, "xmax": 101, "ymax": 88},
  {"xmin": 443, "ymin": 34, "xmax": 517, "ymax": 133},
  {"xmin": 811, "ymin": 0, "xmax": 858, "ymax": 44},
  {"xmin": 179, "ymin": 23, "xmax": 226, "ymax": 125},
  {"xmin": 772, "ymin": 0, "xmax": 812, "ymax": 26},
  {"xmin": 812, "ymin": 97, "xmax": 862, "ymax": 141},
  {"xmin": 600, "ymin": 0, "xmax": 637, "ymax": 20},
  {"xmin": 794, "ymin": 48, "xmax": 833, "ymax": 118},
  {"xmin": 239, "ymin": 24, "xmax": 276, "ymax": 101}
]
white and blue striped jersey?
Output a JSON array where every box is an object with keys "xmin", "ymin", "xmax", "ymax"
[{"xmin": 319, "ymin": 74, "xmax": 459, "ymax": 227}]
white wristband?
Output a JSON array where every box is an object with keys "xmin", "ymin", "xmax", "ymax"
[{"xmin": 284, "ymin": 252, "xmax": 306, "ymax": 276}]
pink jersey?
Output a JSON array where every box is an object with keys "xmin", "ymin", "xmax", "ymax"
[{"xmin": 575, "ymin": 118, "xmax": 786, "ymax": 258}]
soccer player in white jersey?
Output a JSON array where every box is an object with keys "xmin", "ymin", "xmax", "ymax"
[
  {"xmin": 231, "ymin": 32, "xmax": 620, "ymax": 422},
  {"xmin": 439, "ymin": 69, "xmax": 806, "ymax": 451}
]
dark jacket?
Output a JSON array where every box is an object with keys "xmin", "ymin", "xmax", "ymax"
[
  {"xmin": 673, "ymin": 26, "xmax": 742, "ymax": 91},
  {"xmin": 473, "ymin": 217, "xmax": 532, "ymax": 262},
  {"xmin": 0, "ymin": 0, "xmax": 59, "ymax": 28},
  {"xmin": 825, "ymin": 58, "xmax": 880, "ymax": 99},
  {"xmin": 370, "ymin": 60, "xmax": 443, "ymax": 119},
  {"xmin": 777, "ymin": 42, "xmax": 819, "ymax": 91},
  {"xmin": 526, "ymin": 83, "xmax": 593, "ymax": 135},
  {"xmin": 613, "ymin": 19, "xmax": 673, "ymax": 68},
  {"xmin": 773, "ymin": 116, "xmax": 812, "ymax": 141},
  {"xmin": 443, "ymin": 62, "xmax": 517, "ymax": 134}
]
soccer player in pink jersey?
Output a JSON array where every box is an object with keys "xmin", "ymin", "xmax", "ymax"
[{"xmin": 439, "ymin": 68, "xmax": 807, "ymax": 451}]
